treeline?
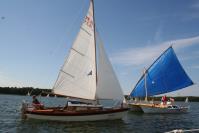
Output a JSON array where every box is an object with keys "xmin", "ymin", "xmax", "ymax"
[
  {"xmin": 0, "ymin": 87, "xmax": 199, "ymax": 101},
  {"xmin": 124, "ymin": 95, "xmax": 199, "ymax": 102},
  {"xmin": 0, "ymin": 87, "xmax": 53, "ymax": 96}
]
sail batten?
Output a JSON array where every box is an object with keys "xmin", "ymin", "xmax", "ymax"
[
  {"xmin": 130, "ymin": 47, "xmax": 193, "ymax": 97},
  {"xmin": 71, "ymin": 48, "xmax": 85, "ymax": 56},
  {"xmin": 60, "ymin": 70, "xmax": 75, "ymax": 78},
  {"xmin": 81, "ymin": 27, "xmax": 92, "ymax": 36}
]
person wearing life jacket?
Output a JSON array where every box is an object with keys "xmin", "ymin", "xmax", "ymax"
[{"xmin": 32, "ymin": 95, "xmax": 44, "ymax": 109}]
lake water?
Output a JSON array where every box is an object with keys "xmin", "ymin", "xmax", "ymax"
[{"xmin": 0, "ymin": 94, "xmax": 199, "ymax": 133}]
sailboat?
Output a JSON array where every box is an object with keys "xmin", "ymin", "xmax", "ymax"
[
  {"xmin": 21, "ymin": 0, "xmax": 128, "ymax": 121},
  {"xmin": 128, "ymin": 46, "xmax": 193, "ymax": 113},
  {"xmin": 185, "ymin": 97, "xmax": 189, "ymax": 103},
  {"xmin": 26, "ymin": 91, "xmax": 30, "ymax": 96}
]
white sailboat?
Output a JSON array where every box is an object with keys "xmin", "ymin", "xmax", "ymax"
[
  {"xmin": 185, "ymin": 97, "xmax": 189, "ymax": 103},
  {"xmin": 128, "ymin": 46, "xmax": 193, "ymax": 113},
  {"xmin": 26, "ymin": 91, "xmax": 30, "ymax": 96},
  {"xmin": 21, "ymin": 0, "xmax": 128, "ymax": 121}
]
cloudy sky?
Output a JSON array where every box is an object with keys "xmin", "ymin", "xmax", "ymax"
[{"xmin": 0, "ymin": 0, "xmax": 198, "ymax": 96}]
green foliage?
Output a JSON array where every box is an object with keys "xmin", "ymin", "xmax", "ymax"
[{"xmin": 0, "ymin": 87, "xmax": 52, "ymax": 96}]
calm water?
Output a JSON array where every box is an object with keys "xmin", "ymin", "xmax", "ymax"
[{"xmin": 0, "ymin": 94, "xmax": 199, "ymax": 133}]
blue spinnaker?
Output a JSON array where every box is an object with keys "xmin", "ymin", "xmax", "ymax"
[{"xmin": 130, "ymin": 46, "xmax": 193, "ymax": 97}]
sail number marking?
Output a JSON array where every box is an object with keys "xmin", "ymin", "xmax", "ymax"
[{"xmin": 84, "ymin": 16, "xmax": 93, "ymax": 29}]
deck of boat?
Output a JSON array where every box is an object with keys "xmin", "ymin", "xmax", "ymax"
[{"xmin": 129, "ymin": 102, "xmax": 168, "ymax": 108}]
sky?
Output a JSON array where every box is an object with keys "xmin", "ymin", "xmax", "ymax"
[{"xmin": 0, "ymin": 0, "xmax": 199, "ymax": 96}]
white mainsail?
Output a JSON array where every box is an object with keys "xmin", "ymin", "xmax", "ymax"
[
  {"xmin": 53, "ymin": 1, "xmax": 96, "ymax": 100},
  {"xmin": 96, "ymin": 34, "xmax": 124, "ymax": 102}
]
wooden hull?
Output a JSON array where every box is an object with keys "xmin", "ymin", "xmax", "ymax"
[
  {"xmin": 128, "ymin": 104, "xmax": 143, "ymax": 112},
  {"xmin": 140, "ymin": 105, "xmax": 189, "ymax": 114},
  {"xmin": 128, "ymin": 102, "xmax": 189, "ymax": 114},
  {"xmin": 25, "ymin": 109, "xmax": 128, "ymax": 121},
  {"xmin": 21, "ymin": 102, "xmax": 129, "ymax": 121}
]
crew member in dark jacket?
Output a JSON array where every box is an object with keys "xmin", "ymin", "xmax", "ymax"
[{"xmin": 32, "ymin": 95, "xmax": 43, "ymax": 109}]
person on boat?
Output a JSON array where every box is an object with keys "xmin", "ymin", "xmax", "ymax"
[
  {"xmin": 161, "ymin": 95, "xmax": 167, "ymax": 105},
  {"xmin": 169, "ymin": 97, "xmax": 175, "ymax": 104},
  {"xmin": 32, "ymin": 95, "xmax": 44, "ymax": 109}
]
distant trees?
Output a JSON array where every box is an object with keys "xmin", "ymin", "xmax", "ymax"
[
  {"xmin": 0, "ymin": 87, "xmax": 52, "ymax": 96},
  {"xmin": 0, "ymin": 87, "xmax": 199, "ymax": 101}
]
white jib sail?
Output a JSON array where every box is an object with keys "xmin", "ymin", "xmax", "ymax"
[
  {"xmin": 53, "ymin": 1, "xmax": 96, "ymax": 100},
  {"xmin": 96, "ymin": 34, "xmax": 124, "ymax": 103}
]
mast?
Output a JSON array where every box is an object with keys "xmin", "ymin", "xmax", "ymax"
[
  {"xmin": 91, "ymin": 0, "xmax": 97, "ymax": 83},
  {"xmin": 91, "ymin": 0, "xmax": 98, "ymax": 100},
  {"xmin": 144, "ymin": 68, "xmax": 148, "ymax": 101}
]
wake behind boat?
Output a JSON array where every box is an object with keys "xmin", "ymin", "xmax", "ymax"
[
  {"xmin": 21, "ymin": 0, "xmax": 128, "ymax": 121},
  {"xmin": 128, "ymin": 46, "xmax": 193, "ymax": 113}
]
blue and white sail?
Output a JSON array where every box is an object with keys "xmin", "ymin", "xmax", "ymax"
[{"xmin": 130, "ymin": 46, "xmax": 193, "ymax": 97}]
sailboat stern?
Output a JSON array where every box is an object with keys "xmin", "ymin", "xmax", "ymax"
[{"xmin": 21, "ymin": 100, "xmax": 33, "ymax": 119}]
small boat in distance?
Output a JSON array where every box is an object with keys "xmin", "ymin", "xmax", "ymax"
[
  {"xmin": 185, "ymin": 97, "xmax": 189, "ymax": 103},
  {"xmin": 21, "ymin": 0, "xmax": 128, "ymax": 121},
  {"xmin": 26, "ymin": 92, "xmax": 30, "ymax": 96},
  {"xmin": 128, "ymin": 46, "xmax": 193, "ymax": 113}
]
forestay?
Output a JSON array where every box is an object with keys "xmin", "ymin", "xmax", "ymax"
[
  {"xmin": 53, "ymin": 1, "xmax": 97, "ymax": 100},
  {"xmin": 130, "ymin": 46, "xmax": 193, "ymax": 97}
]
